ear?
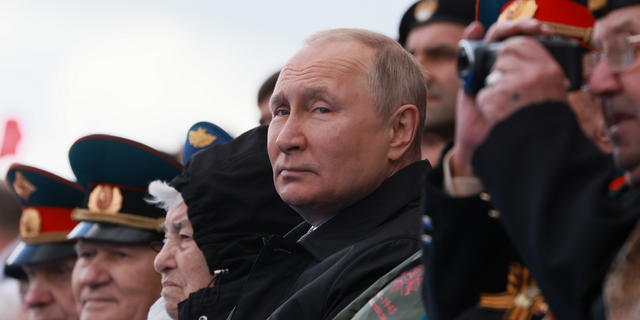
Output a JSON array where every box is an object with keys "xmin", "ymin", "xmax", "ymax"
[{"xmin": 387, "ymin": 104, "xmax": 420, "ymax": 161}]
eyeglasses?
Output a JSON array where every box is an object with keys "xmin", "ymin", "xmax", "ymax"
[
  {"xmin": 590, "ymin": 33, "xmax": 640, "ymax": 73},
  {"xmin": 150, "ymin": 239, "xmax": 166, "ymax": 253}
]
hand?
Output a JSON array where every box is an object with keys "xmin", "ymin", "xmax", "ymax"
[
  {"xmin": 484, "ymin": 18, "xmax": 554, "ymax": 42},
  {"xmin": 450, "ymin": 19, "xmax": 564, "ymax": 177},
  {"xmin": 476, "ymin": 36, "xmax": 570, "ymax": 125},
  {"xmin": 451, "ymin": 22, "xmax": 490, "ymax": 178}
]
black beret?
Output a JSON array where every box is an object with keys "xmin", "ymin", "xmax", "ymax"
[
  {"xmin": 589, "ymin": 0, "xmax": 640, "ymax": 18},
  {"xmin": 399, "ymin": 0, "xmax": 477, "ymax": 47},
  {"xmin": 170, "ymin": 125, "xmax": 303, "ymax": 281}
]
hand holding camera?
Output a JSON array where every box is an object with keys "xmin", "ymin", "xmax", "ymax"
[{"xmin": 450, "ymin": 19, "xmax": 574, "ymax": 178}]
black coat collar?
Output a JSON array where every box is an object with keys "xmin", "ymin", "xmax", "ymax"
[{"xmin": 284, "ymin": 160, "xmax": 431, "ymax": 261}]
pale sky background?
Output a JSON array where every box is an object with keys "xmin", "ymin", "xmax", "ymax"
[{"xmin": 0, "ymin": 0, "xmax": 417, "ymax": 181}]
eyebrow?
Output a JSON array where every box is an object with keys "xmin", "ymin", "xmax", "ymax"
[
  {"xmin": 270, "ymin": 85, "xmax": 339, "ymax": 111},
  {"xmin": 170, "ymin": 219, "xmax": 189, "ymax": 233},
  {"xmin": 593, "ymin": 20, "xmax": 636, "ymax": 48},
  {"xmin": 270, "ymin": 91, "xmax": 285, "ymax": 111},
  {"xmin": 159, "ymin": 222, "xmax": 166, "ymax": 232}
]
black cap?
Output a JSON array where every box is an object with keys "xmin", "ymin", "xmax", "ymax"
[
  {"xmin": 589, "ymin": 0, "xmax": 640, "ymax": 18},
  {"xmin": 170, "ymin": 125, "xmax": 303, "ymax": 281},
  {"xmin": 399, "ymin": 0, "xmax": 477, "ymax": 47}
]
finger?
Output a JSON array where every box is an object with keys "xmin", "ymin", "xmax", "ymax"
[
  {"xmin": 463, "ymin": 21, "xmax": 485, "ymax": 41},
  {"xmin": 484, "ymin": 19, "xmax": 554, "ymax": 42},
  {"xmin": 496, "ymin": 36, "xmax": 552, "ymax": 66}
]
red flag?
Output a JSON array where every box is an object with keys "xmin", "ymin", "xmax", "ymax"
[{"xmin": 1, "ymin": 120, "xmax": 21, "ymax": 157}]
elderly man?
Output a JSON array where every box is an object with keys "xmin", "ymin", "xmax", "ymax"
[
  {"xmin": 223, "ymin": 28, "xmax": 428, "ymax": 320},
  {"xmin": 66, "ymin": 135, "xmax": 182, "ymax": 320},
  {"xmin": 398, "ymin": 0, "xmax": 476, "ymax": 165},
  {"xmin": 4, "ymin": 164, "xmax": 84, "ymax": 320},
  {"xmin": 433, "ymin": 0, "xmax": 640, "ymax": 319},
  {"xmin": 419, "ymin": 1, "xmax": 614, "ymax": 320}
]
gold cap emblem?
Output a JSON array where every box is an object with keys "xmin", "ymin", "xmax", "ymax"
[
  {"xmin": 13, "ymin": 171, "xmax": 37, "ymax": 203},
  {"xmin": 88, "ymin": 185, "xmax": 123, "ymax": 215},
  {"xmin": 588, "ymin": 0, "xmax": 607, "ymax": 11},
  {"xmin": 414, "ymin": 0, "xmax": 439, "ymax": 23},
  {"xmin": 498, "ymin": 0, "xmax": 539, "ymax": 23},
  {"xmin": 189, "ymin": 127, "xmax": 218, "ymax": 148},
  {"xmin": 20, "ymin": 208, "xmax": 41, "ymax": 238}
]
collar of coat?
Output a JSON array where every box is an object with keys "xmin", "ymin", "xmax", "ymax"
[{"xmin": 282, "ymin": 159, "xmax": 431, "ymax": 261}]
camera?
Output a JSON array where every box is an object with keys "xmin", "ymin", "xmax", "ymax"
[{"xmin": 457, "ymin": 36, "xmax": 584, "ymax": 95}]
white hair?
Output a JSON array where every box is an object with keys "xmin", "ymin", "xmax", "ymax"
[{"xmin": 146, "ymin": 180, "xmax": 184, "ymax": 211}]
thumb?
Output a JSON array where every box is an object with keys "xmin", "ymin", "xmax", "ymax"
[{"xmin": 463, "ymin": 21, "xmax": 485, "ymax": 41}]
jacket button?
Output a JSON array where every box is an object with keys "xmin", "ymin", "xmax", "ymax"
[
  {"xmin": 488, "ymin": 209, "xmax": 500, "ymax": 218},
  {"xmin": 422, "ymin": 215, "xmax": 433, "ymax": 231},
  {"xmin": 422, "ymin": 234, "xmax": 432, "ymax": 246},
  {"xmin": 480, "ymin": 192, "xmax": 491, "ymax": 201},
  {"xmin": 199, "ymin": 316, "xmax": 208, "ymax": 320}
]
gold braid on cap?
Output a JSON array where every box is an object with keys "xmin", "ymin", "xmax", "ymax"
[
  {"xmin": 542, "ymin": 22, "xmax": 593, "ymax": 44},
  {"xmin": 71, "ymin": 209, "xmax": 165, "ymax": 233}
]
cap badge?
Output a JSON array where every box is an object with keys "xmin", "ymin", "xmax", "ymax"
[
  {"xmin": 20, "ymin": 208, "xmax": 41, "ymax": 238},
  {"xmin": 414, "ymin": 0, "xmax": 439, "ymax": 23},
  {"xmin": 13, "ymin": 171, "xmax": 37, "ymax": 203},
  {"xmin": 588, "ymin": 0, "xmax": 607, "ymax": 11},
  {"xmin": 88, "ymin": 184, "xmax": 123, "ymax": 215},
  {"xmin": 189, "ymin": 127, "xmax": 218, "ymax": 148},
  {"xmin": 498, "ymin": 0, "xmax": 539, "ymax": 23}
]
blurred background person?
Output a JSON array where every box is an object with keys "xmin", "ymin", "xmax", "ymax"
[
  {"xmin": 398, "ymin": 0, "xmax": 475, "ymax": 166},
  {"xmin": 421, "ymin": 1, "xmax": 606, "ymax": 319},
  {"xmin": 436, "ymin": 0, "xmax": 640, "ymax": 318},
  {"xmin": 4, "ymin": 164, "xmax": 84, "ymax": 320},
  {"xmin": 0, "ymin": 180, "xmax": 24, "ymax": 320},
  {"xmin": 66, "ymin": 134, "xmax": 182, "ymax": 320},
  {"xmin": 257, "ymin": 70, "xmax": 280, "ymax": 126}
]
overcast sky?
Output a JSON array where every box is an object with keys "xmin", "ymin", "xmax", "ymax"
[{"xmin": 0, "ymin": 0, "xmax": 417, "ymax": 180}]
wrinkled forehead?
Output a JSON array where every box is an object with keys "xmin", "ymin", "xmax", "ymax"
[
  {"xmin": 593, "ymin": 7, "xmax": 640, "ymax": 46},
  {"xmin": 165, "ymin": 201, "xmax": 188, "ymax": 224},
  {"xmin": 279, "ymin": 41, "xmax": 374, "ymax": 81}
]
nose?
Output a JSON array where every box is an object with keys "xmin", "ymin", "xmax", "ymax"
[
  {"xmin": 154, "ymin": 242, "xmax": 177, "ymax": 273},
  {"xmin": 23, "ymin": 276, "xmax": 54, "ymax": 308},
  {"xmin": 79, "ymin": 256, "xmax": 110, "ymax": 288},
  {"xmin": 588, "ymin": 59, "xmax": 623, "ymax": 97},
  {"xmin": 274, "ymin": 112, "xmax": 307, "ymax": 155}
]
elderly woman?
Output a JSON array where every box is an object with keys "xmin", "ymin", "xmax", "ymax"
[
  {"xmin": 147, "ymin": 123, "xmax": 302, "ymax": 320},
  {"xmin": 147, "ymin": 180, "xmax": 213, "ymax": 320}
]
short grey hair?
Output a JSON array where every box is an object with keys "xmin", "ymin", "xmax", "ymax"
[
  {"xmin": 146, "ymin": 180, "xmax": 184, "ymax": 211},
  {"xmin": 304, "ymin": 28, "xmax": 427, "ymax": 158}
]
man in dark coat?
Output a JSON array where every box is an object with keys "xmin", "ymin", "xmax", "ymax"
[
  {"xmin": 421, "ymin": 1, "xmax": 609, "ymax": 320},
  {"xmin": 219, "ymin": 28, "xmax": 430, "ymax": 320},
  {"xmin": 432, "ymin": 1, "xmax": 640, "ymax": 319}
]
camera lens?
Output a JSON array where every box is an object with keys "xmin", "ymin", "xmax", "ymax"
[{"xmin": 457, "ymin": 40, "xmax": 475, "ymax": 88}]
